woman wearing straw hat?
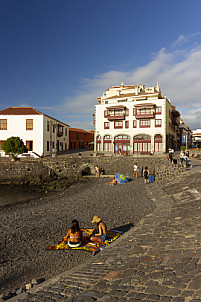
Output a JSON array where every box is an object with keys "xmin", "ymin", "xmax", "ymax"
[{"xmin": 90, "ymin": 216, "xmax": 107, "ymax": 244}]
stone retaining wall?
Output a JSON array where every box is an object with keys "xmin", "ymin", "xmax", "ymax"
[{"xmin": 0, "ymin": 156, "xmax": 186, "ymax": 186}]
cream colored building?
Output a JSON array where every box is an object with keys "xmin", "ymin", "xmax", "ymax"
[
  {"xmin": 94, "ymin": 83, "xmax": 180, "ymax": 154},
  {"xmin": 0, "ymin": 107, "xmax": 69, "ymax": 157}
]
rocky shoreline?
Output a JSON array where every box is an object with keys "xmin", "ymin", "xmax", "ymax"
[{"xmin": 0, "ymin": 176, "xmax": 155, "ymax": 300}]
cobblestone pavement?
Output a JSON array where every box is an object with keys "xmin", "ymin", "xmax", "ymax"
[{"xmin": 7, "ymin": 160, "xmax": 201, "ymax": 302}]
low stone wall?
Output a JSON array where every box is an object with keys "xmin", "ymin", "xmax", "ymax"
[{"xmin": 0, "ymin": 155, "xmax": 186, "ymax": 186}]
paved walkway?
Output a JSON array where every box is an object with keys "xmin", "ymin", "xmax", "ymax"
[{"xmin": 8, "ymin": 159, "xmax": 201, "ymax": 302}]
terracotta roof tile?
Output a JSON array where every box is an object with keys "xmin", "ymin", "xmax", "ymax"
[{"xmin": 0, "ymin": 107, "xmax": 42, "ymax": 115}]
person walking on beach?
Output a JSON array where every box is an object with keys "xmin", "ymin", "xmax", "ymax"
[
  {"xmin": 133, "ymin": 163, "xmax": 139, "ymax": 178},
  {"xmin": 143, "ymin": 166, "xmax": 149, "ymax": 184},
  {"xmin": 64, "ymin": 219, "xmax": 83, "ymax": 248},
  {"xmin": 90, "ymin": 216, "xmax": 107, "ymax": 244}
]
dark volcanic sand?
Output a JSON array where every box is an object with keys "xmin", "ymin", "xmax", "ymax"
[{"xmin": 0, "ymin": 176, "xmax": 155, "ymax": 295}]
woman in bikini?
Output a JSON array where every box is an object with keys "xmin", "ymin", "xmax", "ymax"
[
  {"xmin": 90, "ymin": 216, "xmax": 107, "ymax": 244},
  {"xmin": 64, "ymin": 219, "xmax": 83, "ymax": 248}
]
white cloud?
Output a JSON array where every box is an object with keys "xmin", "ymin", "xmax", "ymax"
[{"xmin": 50, "ymin": 35, "xmax": 201, "ymax": 130}]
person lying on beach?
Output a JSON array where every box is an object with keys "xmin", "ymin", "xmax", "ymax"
[
  {"xmin": 105, "ymin": 176, "xmax": 117, "ymax": 186},
  {"xmin": 64, "ymin": 219, "xmax": 83, "ymax": 248},
  {"xmin": 90, "ymin": 216, "xmax": 107, "ymax": 244}
]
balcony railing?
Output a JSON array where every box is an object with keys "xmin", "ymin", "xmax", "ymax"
[
  {"xmin": 135, "ymin": 112, "xmax": 155, "ymax": 119},
  {"xmin": 107, "ymin": 114, "xmax": 125, "ymax": 121}
]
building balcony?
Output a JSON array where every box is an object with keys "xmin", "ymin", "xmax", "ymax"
[
  {"xmin": 135, "ymin": 113, "xmax": 155, "ymax": 119},
  {"xmin": 107, "ymin": 114, "xmax": 125, "ymax": 121}
]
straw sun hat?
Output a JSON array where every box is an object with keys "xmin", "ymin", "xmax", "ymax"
[{"xmin": 91, "ymin": 216, "xmax": 101, "ymax": 223}]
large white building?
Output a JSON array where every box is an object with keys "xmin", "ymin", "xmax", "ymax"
[
  {"xmin": 94, "ymin": 83, "xmax": 181, "ymax": 154},
  {"xmin": 0, "ymin": 107, "xmax": 69, "ymax": 157},
  {"xmin": 192, "ymin": 128, "xmax": 201, "ymax": 148}
]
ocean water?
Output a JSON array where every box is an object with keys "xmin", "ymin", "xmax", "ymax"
[{"xmin": 0, "ymin": 185, "xmax": 43, "ymax": 207}]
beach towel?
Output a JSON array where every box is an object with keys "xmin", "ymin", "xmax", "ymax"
[{"xmin": 48, "ymin": 229, "xmax": 122, "ymax": 252}]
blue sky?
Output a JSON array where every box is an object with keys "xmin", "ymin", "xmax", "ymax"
[{"xmin": 0, "ymin": 0, "xmax": 201, "ymax": 130}]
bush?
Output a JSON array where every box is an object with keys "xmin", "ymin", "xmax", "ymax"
[
  {"xmin": 3, "ymin": 136, "xmax": 28, "ymax": 155},
  {"xmin": 180, "ymin": 146, "xmax": 186, "ymax": 151}
]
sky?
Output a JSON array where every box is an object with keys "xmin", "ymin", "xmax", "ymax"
[{"xmin": 0, "ymin": 0, "xmax": 201, "ymax": 131}]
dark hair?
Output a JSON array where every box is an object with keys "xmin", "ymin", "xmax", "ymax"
[
  {"xmin": 145, "ymin": 166, "xmax": 148, "ymax": 170},
  {"xmin": 71, "ymin": 219, "xmax": 80, "ymax": 233}
]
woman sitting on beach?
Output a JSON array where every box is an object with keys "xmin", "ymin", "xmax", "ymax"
[
  {"xmin": 105, "ymin": 176, "xmax": 117, "ymax": 186},
  {"xmin": 64, "ymin": 219, "xmax": 83, "ymax": 248},
  {"xmin": 90, "ymin": 216, "xmax": 107, "ymax": 244}
]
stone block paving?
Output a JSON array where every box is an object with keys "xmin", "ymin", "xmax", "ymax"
[{"xmin": 8, "ymin": 167, "xmax": 201, "ymax": 302}]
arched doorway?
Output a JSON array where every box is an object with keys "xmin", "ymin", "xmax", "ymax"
[
  {"xmin": 96, "ymin": 135, "xmax": 101, "ymax": 152},
  {"xmin": 133, "ymin": 134, "xmax": 151, "ymax": 154},
  {"xmin": 103, "ymin": 135, "xmax": 112, "ymax": 152},
  {"xmin": 154, "ymin": 134, "xmax": 163, "ymax": 152},
  {"xmin": 114, "ymin": 135, "xmax": 130, "ymax": 154}
]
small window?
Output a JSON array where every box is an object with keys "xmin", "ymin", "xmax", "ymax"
[
  {"xmin": 0, "ymin": 140, "xmax": 5, "ymax": 150},
  {"xmin": 125, "ymin": 121, "xmax": 129, "ymax": 128},
  {"xmin": 114, "ymin": 121, "xmax": 123, "ymax": 129},
  {"xmin": 76, "ymin": 132, "xmax": 79, "ymax": 139},
  {"xmin": 155, "ymin": 119, "xmax": 162, "ymax": 127},
  {"xmin": 156, "ymin": 106, "xmax": 162, "ymax": 114},
  {"xmin": 65, "ymin": 128, "xmax": 67, "ymax": 136},
  {"xmin": 125, "ymin": 108, "xmax": 129, "ymax": 116},
  {"xmin": 133, "ymin": 120, "xmax": 137, "ymax": 128},
  {"xmin": 104, "ymin": 110, "xmax": 108, "ymax": 118},
  {"xmin": 26, "ymin": 119, "xmax": 33, "ymax": 130},
  {"xmin": 133, "ymin": 108, "xmax": 137, "ymax": 116},
  {"xmin": 47, "ymin": 121, "xmax": 49, "ymax": 132},
  {"xmin": 0, "ymin": 119, "xmax": 7, "ymax": 130},
  {"xmin": 53, "ymin": 142, "xmax": 55, "ymax": 149},
  {"xmin": 104, "ymin": 122, "xmax": 109, "ymax": 129},
  {"xmin": 105, "ymin": 101, "xmax": 108, "ymax": 104},
  {"xmin": 139, "ymin": 119, "xmax": 151, "ymax": 128},
  {"xmin": 47, "ymin": 141, "xmax": 49, "ymax": 151}
]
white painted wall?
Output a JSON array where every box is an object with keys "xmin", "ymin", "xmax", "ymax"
[
  {"xmin": 0, "ymin": 114, "xmax": 44, "ymax": 156},
  {"xmin": 95, "ymin": 98, "xmax": 168, "ymax": 153}
]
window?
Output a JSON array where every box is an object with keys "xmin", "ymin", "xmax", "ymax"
[
  {"xmin": 133, "ymin": 108, "xmax": 137, "ymax": 116},
  {"xmin": 139, "ymin": 119, "xmax": 151, "ymax": 128},
  {"xmin": 47, "ymin": 121, "xmax": 49, "ymax": 132},
  {"xmin": 105, "ymin": 101, "xmax": 108, "ymax": 104},
  {"xmin": 137, "ymin": 108, "xmax": 151, "ymax": 115},
  {"xmin": 65, "ymin": 128, "xmax": 67, "ymax": 136},
  {"xmin": 76, "ymin": 132, "xmax": 79, "ymax": 139},
  {"xmin": 155, "ymin": 119, "xmax": 162, "ymax": 127},
  {"xmin": 114, "ymin": 121, "xmax": 123, "ymax": 129},
  {"xmin": 47, "ymin": 141, "xmax": 49, "ymax": 151},
  {"xmin": 125, "ymin": 108, "xmax": 129, "ymax": 116},
  {"xmin": 104, "ymin": 110, "xmax": 109, "ymax": 118},
  {"xmin": 133, "ymin": 120, "xmax": 137, "ymax": 128},
  {"xmin": 156, "ymin": 106, "xmax": 162, "ymax": 114},
  {"xmin": 104, "ymin": 122, "xmax": 109, "ymax": 129},
  {"xmin": 53, "ymin": 124, "xmax": 55, "ymax": 133},
  {"xmin": 125, "ymin": 121, "xmax": 129, "ymax": 128},
  {"xmin": 26, "ymin": 119, "xmax": 33, "ymax": 130},
  {"xmin": 0, "ymin": 141, "xmax": 5, "ymax": 150},
  {"xmin": 53, "ymin": 142, "xmax": 55, "ymax": 149},
  {"xmin": 26, "ymin": 141, "xmax": 33, "ymax": 151},
  {"xmin": 0, "ymin": 119, "xmax": 7, "ymax": 130}
]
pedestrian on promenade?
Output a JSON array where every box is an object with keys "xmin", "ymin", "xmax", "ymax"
[
  {"xmin": 133, "ymin": 163, "xmax": 139, "ymax": 178},
  {"xmin": 105, "ymin": 176, "xmax": 117, "ymax": 186},
  {"xmin": 168, "ymin": 148, "xmax": 173, "ymax": 164},
  {"xmin": 95, "ymin": 165, "xmax": 100, "ymax": 177},
  {"xmin": 143, "ymin": 166, "xmax": 149, "ymax": 184},
  {"xmin": 180, "ymin": 150, "xmax": 185, "ymax": 164},
  {"xmin": 64, "ymin": 219, "xmax": 83, "ymax": 248},
  {"xmin": 90, "ymin": 216, "xmax": 107, "ymax": 244}
]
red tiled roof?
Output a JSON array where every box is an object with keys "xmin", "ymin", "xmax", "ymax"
[
  {"xmin": 69, "ymin": 128, "xmax": 89, "ymax": 133},
  {"xmin": 0, "ymin": 107, "xmax": 43, "ymax": 115},
  {"xmin": 0, "ymin": 107, "xmax": 69, "ymax": 127}
]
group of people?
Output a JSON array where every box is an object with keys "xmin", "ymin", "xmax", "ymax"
[
  {"xmin": 133, "ymin": 163, "xmax": 150, "ymax": 184},
  {"xmin": 180, "ymin": 150, "xmax": 192, "ymax": 167},
  {"xmin": 64, "ymin": 216, "xmax": 107, "ymax": 248},
  {"xmin": 95, "ymin": 165, "xmax": 104, "ymax": 177}
]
